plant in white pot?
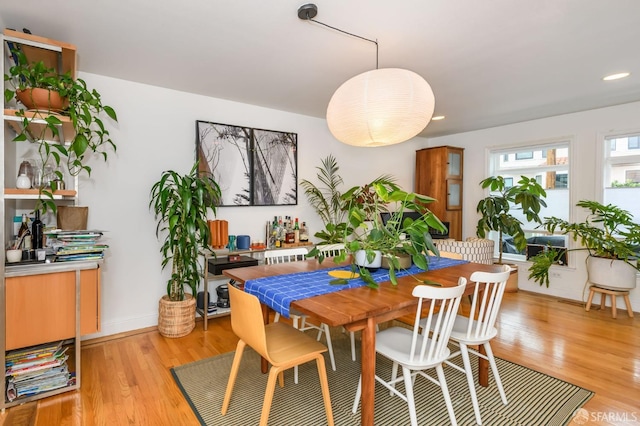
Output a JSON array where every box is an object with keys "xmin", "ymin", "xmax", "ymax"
[
  {"xmin": 331, "ymin": 179, "xmax": 447, "ymax": 288},
  {"xmin": 528, "ymin": 200, "xmax": 640, "ymax": 288},
  {"xmin": 149, "ymin": 162, "xmax": 221, "ymax": 337}
]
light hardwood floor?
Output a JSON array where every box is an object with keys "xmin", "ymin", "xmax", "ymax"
[{"xmin": 2, "ymin": 291, "xmax": 639, "ymax": 425}]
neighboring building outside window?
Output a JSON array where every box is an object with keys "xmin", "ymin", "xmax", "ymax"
[
  {"xmin": 487, "ymin": 141, "xmax": 570, "ymax": 261},
  {"xmin": 603, "ymin": 133, "xmax": 640, "ymax": 221}
]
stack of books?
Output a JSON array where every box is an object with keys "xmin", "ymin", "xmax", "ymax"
[
  {"xmin": 45, "ymin": 230, "xmax": 108, "ymax": 262},
  {"xmin": 5, "ymin": 341, "xmax": 73, "ymax": 402}
]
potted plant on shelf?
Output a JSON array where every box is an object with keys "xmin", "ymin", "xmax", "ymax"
[
  {"xmin": 149, "ymin": 162, "xmax": 222, "ymax": 338},
  {"xmin": 4, "ymin": 48, "xmax": 118, "ymax": 213},
  {"xmin": 528, "ymin": 200, "xmax": 640, "ymax": 288},
  {"xmin": 318, "ymin": 179, "xmax": 447, "ymax": 288},
  {"xmin": 475, "ymin": 175, "xmax": 548, "ymax": 291}
]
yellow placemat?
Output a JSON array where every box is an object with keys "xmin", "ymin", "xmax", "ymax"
[{"xmin": 328, "ymin": 270, "xmax": 360, "ymax": 279}]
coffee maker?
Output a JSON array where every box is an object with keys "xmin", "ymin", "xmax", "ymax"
[{"xmin": 216, "ymin": 283, "xmax": 230, "ymax": 308}]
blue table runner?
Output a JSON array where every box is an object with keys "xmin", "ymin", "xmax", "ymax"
[{"xmin": 244, "ymin": 256, "xmax": 468, "ymax": 318}]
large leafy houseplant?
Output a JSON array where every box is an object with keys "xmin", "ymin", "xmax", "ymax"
[
  {"xmin": 150, "ymin": 162, "xmax": 221, "ymax": 301},
  {"xmin": 528, "ymin": 200, "xmax": 640, "ymax": 287},
  {"xmin": 476, "ymin": 175, "xmax": 547, "ymax": 264},
  {"xmin": 314, "ymin": 180, "xmax": 446, "ymax": 288},
  {"xmin": 4, "ymin": 49, "xmax": 118, "ymax": 213}
]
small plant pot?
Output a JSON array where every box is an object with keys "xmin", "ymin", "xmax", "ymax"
[
  {"xmin": 16, "ymin": 88, "xmax": 67, "ymax": 111},
  {"xmin": 354, "ymin": 250, "xmax": 382, "ymax": 270}
]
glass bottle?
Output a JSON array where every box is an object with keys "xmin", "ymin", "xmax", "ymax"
[
  {"xmin": 294, "ymin": 217, "xmax": 300, "ymax": 243},
  {"xmin": 300, "ymin": 222, "xmax": 309, "ymax": 242},
  {"xmin": 31, "ymin": 210, "xmax": 43, "ymax": 249}
]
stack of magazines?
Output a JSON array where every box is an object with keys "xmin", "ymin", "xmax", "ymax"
[
  {"xmin": 45, "ymin": 230, "xmax": 108, "ymax": 262},
  {"xmin": 5, "ymin": 341, "xmax": 74, "ymax": 402}
]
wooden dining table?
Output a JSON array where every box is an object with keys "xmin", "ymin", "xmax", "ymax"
[{"xmin": 223, "ymin": 258, "xmax": 502, "ymax": 426}]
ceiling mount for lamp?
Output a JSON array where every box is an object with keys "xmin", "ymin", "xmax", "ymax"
[{"xmin": 297, "ymin": 3, "xmax": 435, "ymax": 147}]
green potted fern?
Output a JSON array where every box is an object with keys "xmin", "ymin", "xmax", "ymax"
[{"xmin": 149, "ymin": 162, "xmax": 221, "ymax": 337}]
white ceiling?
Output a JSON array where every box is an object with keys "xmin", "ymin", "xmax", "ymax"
[{"xmin": 2, "ymin": 0, "xmax": 640, "ymax": 138}]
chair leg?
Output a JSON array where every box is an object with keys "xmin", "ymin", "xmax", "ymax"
[
  {"xmin": 459, "ymin": 343, "xmax": 483, "ymax": 425},
  {"xmin": 483, "ymin": 343, "xmax": 508, "ymax": 404},
  {"xmin": 322, "ymin": 324, "xmax": 336, "ymax": 371},
  {"xmin": 274, "ymin": 312, "xmax": 281, "ymax": 323},
  {"xmin": 402, "ymin": 366, "xmax": 419, "ymax": 426},
  {"xmin": 390, "ymin": 361, "xmax": 399, "ymax": 396},
  {"xmin": 259, "ymin": 367, "xmax": 280, "ymax": 426},
  {"xmin": 350, "ymin": 331, "xmax": 356, "ymax": 361},
  {"xmin": 435, "ymin": 364, "xmax": 458, "ymax": 426},
  {"xmin": 294, "ymin": 365, "xmax": 299, "ymax": 385},
  {"xmin": 221, "ymin": 340, "xmax": 246, "ymax": 415},
  {"xmin": 352, "ymin": 375, "xmax": 362, "ymax": 414},
  {"xmin": 315, "ymin": 355, "xmax": 335, "ymax": 426}
]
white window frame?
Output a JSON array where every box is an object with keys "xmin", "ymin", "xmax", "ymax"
[{"xmin": 485, "ymin": 137, "xmax": 575, "ymax": 263}]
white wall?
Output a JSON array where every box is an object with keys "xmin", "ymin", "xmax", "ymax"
[
  {"xmin": 428, "ymin": 101, "xmax": 640, "ymax": 310},
  {"xmin": 76, "ymin": 72, "xmax": 430, "ymax": 338}
]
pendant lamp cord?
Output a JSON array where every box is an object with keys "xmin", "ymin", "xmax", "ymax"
[{"xmin": 305, "ymin": 17, "xmax": 379, "ymax": 69}]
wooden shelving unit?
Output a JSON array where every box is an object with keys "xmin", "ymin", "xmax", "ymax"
[{"xmin": 1, "ymin": 30, "xmax": 91, "ymax": 410}]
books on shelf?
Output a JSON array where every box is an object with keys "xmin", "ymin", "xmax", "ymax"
[{"xmin": 5, "ymin": 341, "xmax": 73, "ymax": 402}]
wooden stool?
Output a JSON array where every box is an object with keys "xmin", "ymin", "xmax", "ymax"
[{"xmin": 585, "ymin": 286, "xmax": 634, "ymax": 319}]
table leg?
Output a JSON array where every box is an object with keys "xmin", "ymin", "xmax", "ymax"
[
  {"xmin": 360, "ymin": 317, "xmax": 376, "ymax": 426},
  {"xmin": 478, "ymin": 344, "xmax": 488, "ymax": 387}
]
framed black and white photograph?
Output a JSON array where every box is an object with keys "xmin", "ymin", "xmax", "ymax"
[
  {"xmin": 252, "ymin": 128, "xmax": 297, "ymax": 205},
  {"xmin": 196, "ymin": 120, "xmax": 298, "ymax": 206},
  {"xmin": 196, "ymin": 121, "xmax": 252, "ymax": 206}
]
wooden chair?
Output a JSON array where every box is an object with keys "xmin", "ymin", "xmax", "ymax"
[
  {"xmin": 352, "ymin": 279, "xmax": 466, "ymax": 426},
  {"xmin": 585, "ymin": 286, "xmax": 634, "ymax": 318},
  {"xmin": 221, "ymin": 285, "xmax": 334, "ymax": 426},
  {"xmin": 426, "ymin": 265, "xmax": 511, "ymax": 426},
  {"xmin": 265, "ymin": 248, "xmax": 336, "ymax": 381}
]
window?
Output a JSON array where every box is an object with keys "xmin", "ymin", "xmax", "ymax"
[
  {"xmin": 603, "ymin": 134, "xmax": 640, "ymax": 219},
  {"xmin": 488, "ymin": 141, "xmax": 571, "ymax": 261}
]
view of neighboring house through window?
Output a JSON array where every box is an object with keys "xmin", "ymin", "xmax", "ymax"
[
  {"xmin": 603, "ymin": 134, "xmax": 640, "ymax": 220},
  {"xmin": 487, "ymin": 141, "xmax": 570, "ymax": 261}
]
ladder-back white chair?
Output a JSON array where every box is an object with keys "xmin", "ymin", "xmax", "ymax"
[
  {"xmin": 264, "ymin": 247, "xmax": 336, "ymax": 383},
  {"xmin": 424, "ymin": 265, "xmax": 511, "ymax": 425},
  {"xmin": 352, "ymin": 279, "xmax": 466, "ymax": 426}
]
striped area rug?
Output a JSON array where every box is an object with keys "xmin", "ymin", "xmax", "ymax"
[{"xmin": 171, "ymin": 330, "xmax": 593, "ymax": 425}]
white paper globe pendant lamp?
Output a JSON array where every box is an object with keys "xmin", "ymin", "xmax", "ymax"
[{"xmin": 298, "ymin": 3, "xmax": 435, "ymax": 147}]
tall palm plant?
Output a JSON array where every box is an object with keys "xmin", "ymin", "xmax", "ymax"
[{"xmin": 300, "ymin": 155, "xmax": 347, "ymax": 243}]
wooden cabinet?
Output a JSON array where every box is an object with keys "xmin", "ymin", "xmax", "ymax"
[
  {"xmin": 415, "ymin": 146, "xmax": 464, "ymax": 240},
  {"xmin": 5, "ymin": 267, "xmax": 101, "ymax": 350}
]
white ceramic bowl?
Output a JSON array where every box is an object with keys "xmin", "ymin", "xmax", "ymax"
[{"xmin": 6, "ymin": 249, "xmax": 22, "ymax": 263}]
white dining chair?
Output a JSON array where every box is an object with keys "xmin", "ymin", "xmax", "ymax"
[
  {"xmin": 265, "ymin": 247, "xmax": 336, "ymax": 383},
  {"xmin": 423, "ymin": 264, "xmax": 511, "ymax": 425},
  {"xmin": 352, "ymin": 279, "xmax": 466, "ymax": 426}
]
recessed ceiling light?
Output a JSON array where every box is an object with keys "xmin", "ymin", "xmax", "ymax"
[
  {"xmin": 603, "ymin": 72, "xmax": 630, "ymax": 81},
  {"xmin": 431, "ymin": 115, "xmax": 445, "ymax": 121}
]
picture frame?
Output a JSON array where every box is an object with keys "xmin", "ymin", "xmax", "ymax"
[{"xmin": 196, "ymin": 120, "xmax": 297, "ymax": 206}]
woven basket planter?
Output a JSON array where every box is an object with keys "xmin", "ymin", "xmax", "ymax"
[{"xmin": 158, "ymin": 294, "xmax": 196, "ymax": 338}]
